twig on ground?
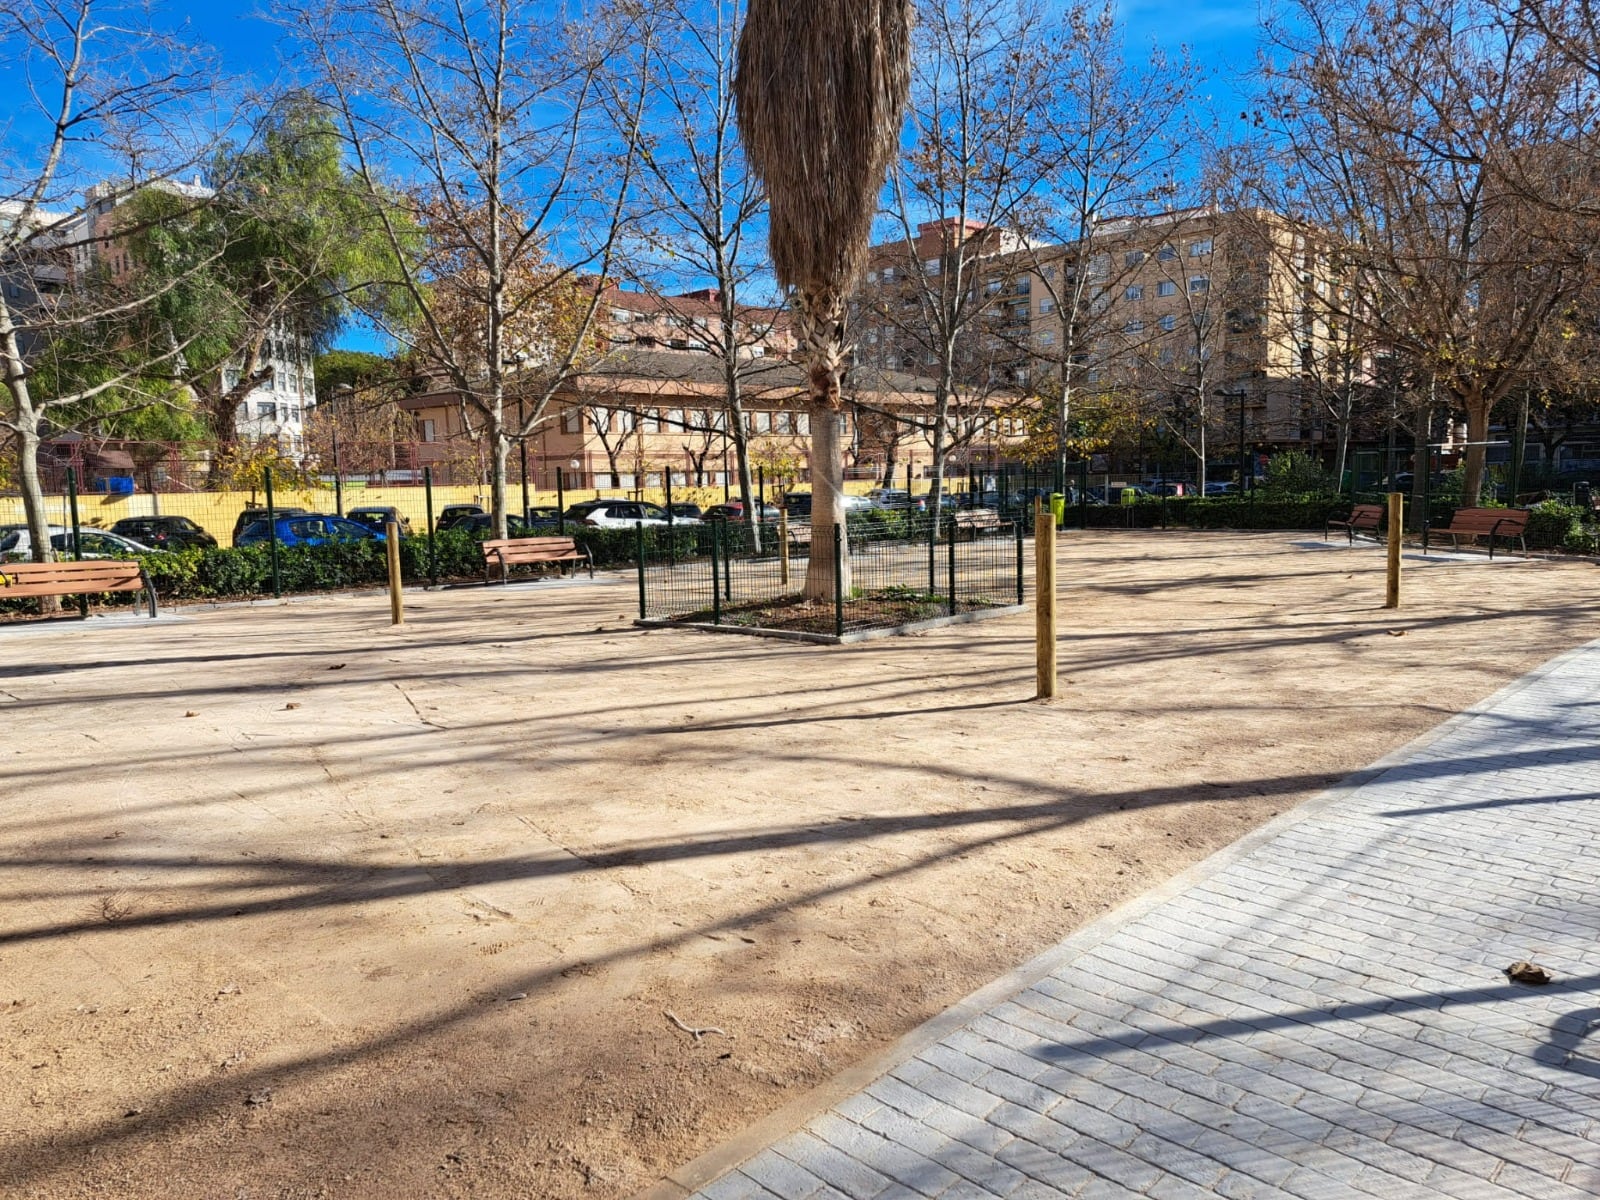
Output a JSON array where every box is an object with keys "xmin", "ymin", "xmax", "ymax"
[{"xmin": 665, "ymin": 1010, "xmax": 729, "ymax": 1041}]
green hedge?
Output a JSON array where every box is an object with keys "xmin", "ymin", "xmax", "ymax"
[
  {"xmin": 1523, "ymin": 501, "xmax": 1598, "ymax": 552},
  {"xmin": 41, "ymin": 524, "xmax": 703, "ymax": 606}
]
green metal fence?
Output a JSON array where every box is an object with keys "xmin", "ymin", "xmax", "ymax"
[{"xmin": 638, "ymin": 513, "xmax": 1026, "ymax": 638}]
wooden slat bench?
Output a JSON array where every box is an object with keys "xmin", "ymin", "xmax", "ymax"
[
  {"xmin": 0, "ymin": 559, "xmax": 157, "ymax": 617},
  {"xmin": 1326, "ymin": 503, "xmax": 1385, "ymax": 544},
  {"xmin": 1429, "ymin": 507, "xmax": 1529, "ymax": 559},
  {"xmin": 952, "ymin": 508, "xmax": 1011, "ymax": 539},
  {"xmin": 482, "ymin": 536, "xmax": 593, "ymax": 584}
]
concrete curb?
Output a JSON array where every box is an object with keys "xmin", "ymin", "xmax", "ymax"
[{"xmin": 627, "ymin": 634, "xmax": 1600, "ymax": 1200}]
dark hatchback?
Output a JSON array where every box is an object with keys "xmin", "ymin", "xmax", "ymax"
[{"xmin": 110, "ymin": 515, "xmax": 218, "ymax": 550}]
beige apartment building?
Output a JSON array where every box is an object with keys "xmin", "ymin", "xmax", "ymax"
[{"xmin": 853, "ymin": 207, "xmax": 1338, "ymax": 471}]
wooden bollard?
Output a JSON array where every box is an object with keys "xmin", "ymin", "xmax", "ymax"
[
  {"xmin": 387, "ymin": 519, "xmax": 404, "ymax": 625},
  {"xmin": 1384, "ymin": 491, "xmax": 1402, "ymax": 610},
  {"xmin": 1035, "ymin": 503, "xmax": 1057, "ymax": 699}
]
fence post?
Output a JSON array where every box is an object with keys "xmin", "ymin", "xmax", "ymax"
[
  {"xmin": 636, "ymin": 521, "xmax": 646, "ymax": 619},
  {"xmin": 779, "ymin": 507, "xmax": 790, "ymax": 586},
  {"xmin": 424, "ymin": 466, "xmax": 438, "ymax": 588},
  {"xmin": 66, "ymin": 467, "xmax": 87, "ymax": 616},
  {"xmin": 927, "ymin": 508, "xmax": 937, "ymax": 595},
  {"xmin": 1015, "ymin": 514, "xmax": 1025, "ymax": 605},
  {"xmin": 833, "ymin": 523, "xmax": 844, "ymax": 639},
  {"xmin": 333, "ymin": 430, "xmax": 344, "ymax": 516},
  {"xmin": 1036, "ymin": 503, "xmax": 1057, "ymax": 699},
  {"xmin": 665, "ymin": 475, "xmax": 676, "ymax": 567},
  {"xmin": 946, "ymin": 513, "xmax": 957, "ymax": 616},
  {"xmin": 556, "ymin": 466, "xmax": 565, "ymax": 534},
  {"xmin": 264, "ymin": 466, "xmax": 281, "ymax": 600},
  {"xmin": 386, "ymin": 519, "xmax": 404, "ymax": 625},
  {"xmin": 710, "ymin": 519, "xmax": 722, "ymax": 625},
  {"xmin": 723, "ymin": 519, "xmax": 733, "ymax": 600},
  {"xmin": 758, "ymin": 465, "xmax": 765, "ymax": 509},
  {"xmin": 1078, "ymin": 460, "xmax": 1089, "ymax": 528},
  {"xmin": 520, "ymin": 438, "xmax": 530, "ymax": 522}
]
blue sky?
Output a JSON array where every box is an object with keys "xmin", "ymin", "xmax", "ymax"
[{"xmin": 5, "ymin": 2, "xmax": 1269, "ymax": 354}]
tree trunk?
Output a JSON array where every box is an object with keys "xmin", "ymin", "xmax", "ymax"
[
  {"xmin": 15, "ymin": 425, "xmax": 61, "ymax": 613},
  {"xmin": 490, "ymin": 425, "xmax": 511, "ymax": 536},
  {"xmin": 1460, "ymin": 398, "xmax": 1491, "ymax": 506},
  {"xmin": 927, "ymin": 413, "xmax": 947, "ymax": 529},
  {"xmin": 805, "ymin": 398, "xmax": 850, "ymax": 602}
]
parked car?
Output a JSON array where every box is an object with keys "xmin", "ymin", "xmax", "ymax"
[
  {"xmin": 866, "ymin": 487, "xmax": 914, "ymax": 509},
  {"xmin": 1204, "ymin": 481, "xmax": 1238, "ymax": 496},
  {"xmin": 235, "ymin": 514, "xmax": 387, "ymax": 547},
  {"xmin": 345, "ymin": 506, "xmax": 413, "ymax": 536},
  {"xmin": 524, "ymin": 505, "xmax": 564, "ymax": 529},
  {"xmin": 231, "ymin": 506, "xmax": 309, "ymax": 546},
  {"xmin": 562, "ymin": 499, "xmax": 700, "ymax": 528},
  {"xmin": 705, "ymin": 500, "xmax": 782, "ymax": 522},
  {"xmin": 436, "ymin": 503, "xmax": 486, "ymax": 530},
  {"xmin": 452, "ymin": 513, "xmax": 531, "ymax": 537},
  {"xmin": 1, "ymin": 525, "xmax": 160, "ymax": 561},
  {"xmin": 109, "ymin": 515, "xmax": 218, "ymax": 550},
  {"xmin": 667, "ymin": 502, "xmax": 704, "ymax": 520}
]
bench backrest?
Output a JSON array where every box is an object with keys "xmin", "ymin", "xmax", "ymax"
[
  {"xmin": 1445, "ymin": 507, "xmax": 1528, "ymax": 534},
  {"xmin": 0, "ymin": 559, "xmax": 145, "ymax": 597},
  {"xmin": 1345, "ymin": 504, "xmax": 1384, "ymax": 526},
  {"xmin": 482, "ymin": 536, "xmax": 581, "ymax": 561}
]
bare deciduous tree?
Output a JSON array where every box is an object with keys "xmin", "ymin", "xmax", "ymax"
[
  {"xmin": 1, "ymin": 0, "xmax": 222, "ymax": 578},
  {"xmin": 1260, "ymin": 0, "xmax": 1600, "ymax": 504},
  {"xmin": 286, "ymin": 0, "xmax": 649, "ymax": 537}
]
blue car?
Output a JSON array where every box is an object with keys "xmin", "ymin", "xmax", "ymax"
[{"xmin": 236, "ymin": 514, "xmax": 387, "ymax": 547}]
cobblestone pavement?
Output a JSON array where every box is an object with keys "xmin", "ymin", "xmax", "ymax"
[{"xmin": 679, "ymin": 642, "xmax": 1600, "ymax": 1199}]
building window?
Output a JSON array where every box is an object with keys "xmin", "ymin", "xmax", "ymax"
[
  {"xmin": 867, "ymin": 270, "xmax": 878, "ymax": 283},
  {"xmin": 924, "ymin": 258, "xmax": 940, "ymax": 274},
  {"xmin": 1159, "ymin": 314, "xmax": 1176, "ymax": 331},
  {"xmin": 1189, "ymin": 239, "xmax": 1213, "ymax": 256},
  {"xmin": 1157, "ymin": 280, "xmax": 1177, "ymax": 297},
  {"xmin": 1038, "ymin": 299, "xmax": 1055, "ymax": 314},
  {"xmin": 1189, "ymin": 276, "xmax": 1210, "ymax": 293},
  {"xmin": 753, "ymin": 411, "xmax": 771, "ymax": 433},
  {"xmin": 1124, "ymin": 250, "xmax": 1145, "ymax": 267},
  {"xmin": 1124, "ymin": 284, "xmax": 1143, "ymax": 301},
  {"xmin": 797, "ymin": 413, "xmax": 810, "ymax": 435},
  {"xmin": 1037, "ymin": 330, "xmax": 1055, "ymax": 345},
  {"xmin": 881, "ymin": 266, "xmax": 895, "ymax": 281},
  {"xmin": 642, "ymin": 409, "xmax": 662, "ymax": 433},
  {"xmin": 421, "ymin": 419, "xmax": 437, "ymax": 442},
  {"xmin": 1157, "ymin": 245, "xmax": 1177, "ymax": 261},
  {"xmin": 1123, "ymin": 319, "xmax": 1144, "ymax": 334}
]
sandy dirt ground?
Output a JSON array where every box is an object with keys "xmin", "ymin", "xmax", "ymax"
[{"xmin": 2, "ymin": 531, "xmax": 1597, "ymax": 1200}]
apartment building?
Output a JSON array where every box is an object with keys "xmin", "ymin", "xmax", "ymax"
[
  {"xmin": 853, "ymin": 207, "xmax": 1339, "ymax": 468},
  {"xmin": 59, "ymin": 181, "xmax": 316, "ymax": 457},
  {"xmin": 598, "ymin": 284, "xmax": 795, "ymax": 360}
]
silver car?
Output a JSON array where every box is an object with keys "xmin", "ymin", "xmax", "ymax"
[{"xmin": 0, "ymin": 525, "xmax": 160, "ymax": 561}]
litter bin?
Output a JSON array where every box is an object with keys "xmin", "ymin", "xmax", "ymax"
[
  {"xmin": 1049, "ymin": 492, "xmax": 1066, "ymax": 527},
  {"xmin": 1120, "ymin": 486, "xmax": 1140, "ymax": 506},
  {"xmin": 1574, "ymin": 481, "xmax": 1592, "ymax": 509}
]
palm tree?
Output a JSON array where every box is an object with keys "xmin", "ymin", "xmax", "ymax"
[{"xmin": 735, "ymin": 0, "xmax": 913, "ymax": 600}]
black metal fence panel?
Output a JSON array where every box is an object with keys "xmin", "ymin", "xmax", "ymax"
[{"xmin": 639, "ymin": 513, "xmax": 1026, "ymax": 637}]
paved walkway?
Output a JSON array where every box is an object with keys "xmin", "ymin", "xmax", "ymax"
[{"xmin": 668, "ymin": 642, "xmax": 1600, "ymax": 1200}]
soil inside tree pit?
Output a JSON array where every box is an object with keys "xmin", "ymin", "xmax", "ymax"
[
  {"xmin": 2, "ymin": 530, "xmax": 1595, "ymax": 1200},
  {"xmin": 675, "ymin": 586, "xmax": 1009, "ymax": 634}
]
